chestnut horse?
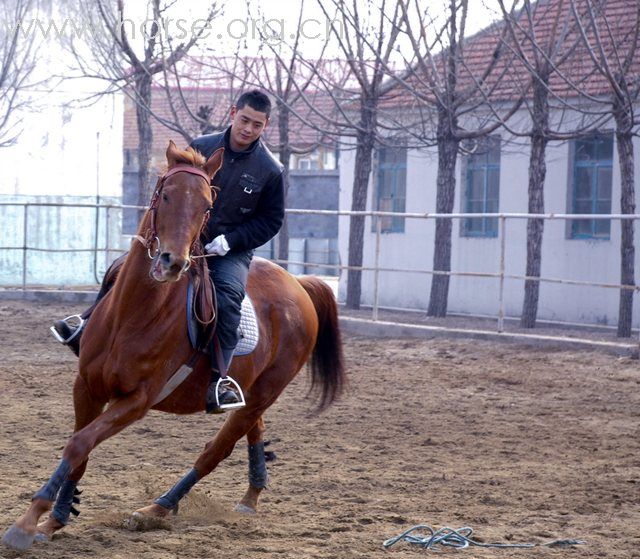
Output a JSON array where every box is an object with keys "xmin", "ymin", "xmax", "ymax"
[{"xmin": 2, "ymin": 141, "xmax": 345, "ymax": 551}]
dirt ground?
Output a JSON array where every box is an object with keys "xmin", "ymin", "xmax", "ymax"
[{"xmin": 0, "ymin": 299, "xmax": 639, "ymax": 559}]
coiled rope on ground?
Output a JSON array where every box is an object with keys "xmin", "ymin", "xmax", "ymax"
[{"xmin": 383, "ymin": 525, "xmax": 586, "ymax": 551}]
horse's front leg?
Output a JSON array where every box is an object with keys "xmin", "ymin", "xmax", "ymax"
[
  {"xmin": 2, "ymin": 388, "xmax": 150, "ymax": 551},
  {"xmin": 35, "ymin": 374, "xmax": 106, "ymax": 542}
]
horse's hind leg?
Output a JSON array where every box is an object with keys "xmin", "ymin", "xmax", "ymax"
[
  {"xmin": 131, "ymin": 372, "xmax": 284, "ymax": 522},
  {"xmin": 36, "ymin": 375, "xmax": 105, "ymax": 542},
  {"xmin": 234, "ymin": 417, "xmax": 268, "ymax": 514},
  {"xmin": 3, "ymin": 387, "xmax": 149, "ymax": 550}
]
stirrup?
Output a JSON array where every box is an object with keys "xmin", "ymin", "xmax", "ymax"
[
  {"xmin": 215, "ymin": 376, "xmax": 246, "ymax": 411},
  {"xmin": 49, "ymin": 315, "xmax": 85, "ymax": 344}
]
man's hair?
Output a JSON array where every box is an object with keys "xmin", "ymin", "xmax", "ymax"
[{"xmin": 236, "ymin": 90, "xmax": 272, "ymax": 119}]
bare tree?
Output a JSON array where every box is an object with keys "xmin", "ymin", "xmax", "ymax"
[
  {"xmin": 496, "ymin": 0, "xmax": 610, "ymax": 328},
  {"xmin": 65, "ymin": 0, "xmax": 221, "ymax": 210},
  {"xmin": 570, "ymin": 0, "xmax": 640, "ymax": 336},
  {"xmin": 0, "ymin": 0, "xmax": 40, "ymax": 147},
  {"xmin": 397, "ymin": 0, "xmax": 524, "ymax": 317},
  {"xmin": 313, "ymin": 0, "xmax": 409, "ymax": 309}
]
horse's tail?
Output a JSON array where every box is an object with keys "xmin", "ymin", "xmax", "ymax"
[{"xmin": 297, "ymin": 276, "xmax": 346, "ymax": 412}]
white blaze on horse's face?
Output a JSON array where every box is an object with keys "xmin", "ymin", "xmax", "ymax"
[{"xmin": 151, "ymin": 174, "xmax": 212, "ymax": 283}]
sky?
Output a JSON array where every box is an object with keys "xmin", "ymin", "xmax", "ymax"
[
  {"xmin": 4, "ymin": 0, "xmax": 504, "ymax": 82},
  {"xmin": 108, "ymin": 0, "xmax": 502, "ymax": 61}
]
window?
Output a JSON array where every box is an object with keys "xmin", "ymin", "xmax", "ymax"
[
  {"xmin": 570, "ymin": 134, "xmax": 613, "ymax": 239},
  {"xmin": 296, "ymin": 152, "xmax": 319, "ymax": 170},
  {"xmin": 322, "ymin": 149, "xmax": 337, "ymax": 170},
  {"xmin": 375, "ymin": 146, "xmax": 407, "ymax": 233},
  {"xmin": 462, "ymin": 136, "xmax": 500, "ymax": 237}
]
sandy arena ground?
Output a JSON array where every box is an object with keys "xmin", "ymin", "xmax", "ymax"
[{"xmin": 0, "ymin": 299, "xmax": 639, "ymax": 559}]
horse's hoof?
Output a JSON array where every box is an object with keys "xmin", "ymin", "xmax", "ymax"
[
  {"xmin": 234, "ymin": 503, "xmax": 256, "ymax": 515},
  {"xmin": 124, "ymin": 511, "xmax": 171, "ymax": 532},
  {"xmin": 34, "ymin": 531, "xmax": 52, "ymax": 543},
  {"xmin": 2, "ymin": 524, "xmax": 35, "ymax": 550},
  {"xmin": 124, "ymin": 512, "xmax": 144, "ymax": 532}
]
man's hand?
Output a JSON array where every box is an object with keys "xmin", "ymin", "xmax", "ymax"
[{"xmin": 205, "ymin": 235, "xmax": 230, "ymax": 256}]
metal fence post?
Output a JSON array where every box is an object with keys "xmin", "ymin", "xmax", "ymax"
[
  {"xmin": 105, "ymin": 205, "xmax": 110, "ymax": 274},
  {"xmin": 373, "ymin": 214, "xmax": 382, "ymax": 321},
  {"xmin": 497, "ymin": 215, "xmax": 506, "ymax": 333},
  {"xmin": 637, "ymin": 289, "xmax": 640, "ymax": 346},
  {"xmin": 21, "ymin": 203, "xmax": 29, "ymax": 290}
]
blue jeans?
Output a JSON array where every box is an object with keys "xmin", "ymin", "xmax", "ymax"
[{"xmin": 209, "ymin": 250, "xmax": 252, "ymax": 351}]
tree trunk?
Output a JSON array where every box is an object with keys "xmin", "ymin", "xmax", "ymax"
[
  {"xmin": 346, "ymin": 101, "xmax": 376, "ymax": 309},
  {"xmin": 615, "ymin": 110, "xmax": 635, "ymax": 337},
  {"xmin": 135, "ymin": 73, "xmax": 153, "ymax": 221},
  {"xmin": 277, "ymin": 102, "xmax": 291, "ymax": 269},
  {"xmin": 427, "ymin": 122, "xmax": 459, "ymax": 317},
  {"xmin": 277, "ymin": 167, "xmax": 291, "ymax": 268},
  {"xmin": 521, "ymin": 78, "xmax": 549, "ymax": 328}
]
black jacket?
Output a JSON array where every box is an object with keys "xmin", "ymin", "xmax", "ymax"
[{"xmin": 190, "ymin": 127, "xmax": 285, "ymax": 253}]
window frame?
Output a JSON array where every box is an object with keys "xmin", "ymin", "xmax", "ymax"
[
  {"xmin": 569, "ymin": 133, "xmax": 613, "ymax": 240},
  {"xmin": 461, "ymin": 136, "xmax": 501, "ymax": 238},
  {"xmin": 373, "ymin": 144, "xmax": 407, "ymax": 234}
]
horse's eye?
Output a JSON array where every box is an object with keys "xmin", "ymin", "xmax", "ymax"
[{"xmin": 162, "ymin": 194, "xmax": 169, "ymax": 202}]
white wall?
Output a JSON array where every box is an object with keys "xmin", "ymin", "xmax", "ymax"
[
  {"xmin": 338, "ymin": 108, "xmax": 640, "ymax": 328},
  {"xmin": 0, "ymin": 91, "xmax": 123, "ymax": 198},
  {"xmin": 0, "ymin": 11, "xmax": 125, "ymax": 286}
]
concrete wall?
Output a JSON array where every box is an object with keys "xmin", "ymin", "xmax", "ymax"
[
  {"xmin": 0, "ymin": 195, "xmax": 124, "ymax": 286},
  {"xmin": 338, "ymin": 115, "xmax": 640, "ymax": 328},
  {"xmin": 287, "ymin": 169, "xmax": 339, "ymax": 237},
  {"xmin": 281, "ymin": 169, "xmax": 339, "ymax": 274}
]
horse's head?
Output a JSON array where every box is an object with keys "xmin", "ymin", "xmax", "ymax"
[{"xmin": 144, "ymin": 140, "xmax": 223, "ymax": 283}]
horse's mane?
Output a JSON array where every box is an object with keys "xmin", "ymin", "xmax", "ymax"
[{"xmin": 164, "ymin": 146, "xmax": 207, "ymax": 172}]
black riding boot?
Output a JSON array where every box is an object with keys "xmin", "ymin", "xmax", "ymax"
[
  {"xmin": 50, "ymin": 316, "xmax": 85, "ymax": 357},
  {"xmin": 205, "ymin": 347, "xmax": 243, "ymax": 414}
]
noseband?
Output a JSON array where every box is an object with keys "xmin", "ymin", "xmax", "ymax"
[{"xmin": 138, "ymin": 165, "xmax": 214, "ymax": 269}]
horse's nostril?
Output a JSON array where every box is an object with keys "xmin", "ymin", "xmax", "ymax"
[{"xmin": 159, "ymin": 252, "xmax": 188, "ymax": 276}]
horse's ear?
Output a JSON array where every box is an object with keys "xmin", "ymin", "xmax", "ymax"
[
  {"xmin": 166, "ymin": 140, "xmax": 181, "ymax": 169},
  {"xmin": 204, "ymin": 147, "xmax": 224, "ymax": 180}
]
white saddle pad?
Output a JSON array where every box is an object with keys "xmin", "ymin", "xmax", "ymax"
[{"xmin": 235, "ymin": 296, "xmax": 259, "ymax": 356}]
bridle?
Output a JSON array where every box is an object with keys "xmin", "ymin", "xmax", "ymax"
[{"xmin": 137, "ymin": 164, "xmax": 215, "ymax": 270}]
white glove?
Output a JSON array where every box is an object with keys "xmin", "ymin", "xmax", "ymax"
[{"xmin": 205, "ymin": 234, "xmax": 230, "ymax": 256}]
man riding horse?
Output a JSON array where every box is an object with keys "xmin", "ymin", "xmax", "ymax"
[{"xmin": 52, "ymin": 89, "xmax": 284, "ymax": 413}]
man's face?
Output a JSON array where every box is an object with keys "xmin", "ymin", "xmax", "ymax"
[{"xmin": 229, "ymin": 105, "xmax": 269, "ymax": 150}]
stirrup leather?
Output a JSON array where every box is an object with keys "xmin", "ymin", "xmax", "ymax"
[
  {"xmin": 50, "ymin": 315, "xmax": 85, "ymax": 344},
  {"xmin": 215, "ymin": 376, "xmax": 246, "ymax": 411}
]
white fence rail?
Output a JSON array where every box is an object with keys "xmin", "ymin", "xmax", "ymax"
[
  {"xmin": 283, "ymin": 209, "xmax": 640, "ymax": 332},
  {"xmin": 1, "ymin": 201, "xmax": 639, "ymax": 335}
]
